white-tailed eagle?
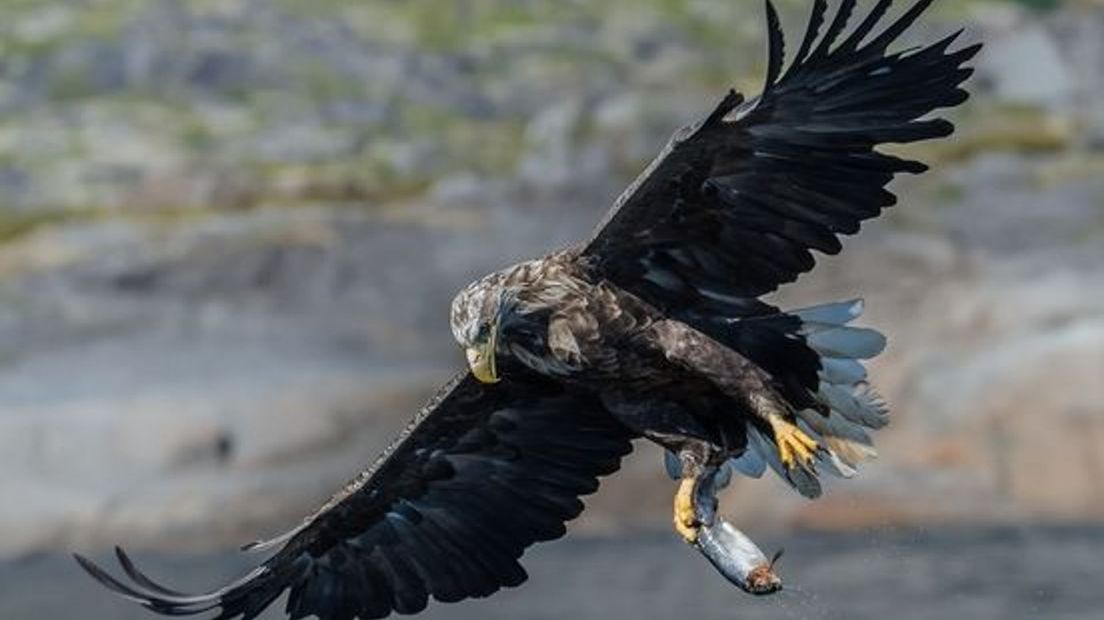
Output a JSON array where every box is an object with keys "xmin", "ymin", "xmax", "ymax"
[{"xmin": 77, "ymin": 1, "xmax": 979, "ymax": 617}]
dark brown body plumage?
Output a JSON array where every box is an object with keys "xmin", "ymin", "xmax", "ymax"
[{"xmin": 478, "ymin": 249, "xmax": 769, "ymax": 460}]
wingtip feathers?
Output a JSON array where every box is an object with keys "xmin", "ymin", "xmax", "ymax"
[
  {"xmin": 775, "ymin": 0, "xmax": 978, "ymax": 87},
  {"xmin": 763, "ymin": 0, "xmax": 785, "ymax": 89}
]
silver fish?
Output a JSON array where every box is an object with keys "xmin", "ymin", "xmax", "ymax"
[{"xmin": 691, "ymin": 465, "xmax": 783, "ymax": 595}]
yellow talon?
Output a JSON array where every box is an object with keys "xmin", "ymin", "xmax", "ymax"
[
  {"xmin": 674, "ymin": 477, "xmax": 699, "ymax": 544},
  {"xmin": 769, "ymin": 415, "xmax": 819, "ymax": 470}
]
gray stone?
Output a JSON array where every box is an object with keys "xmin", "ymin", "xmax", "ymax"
[
  {"xmin": 2, "ymin": 0, "xmax": 1104, "ymax": 561},
  {"xmin": 979, "ymin": 25, "xmax": 1074, "ymax": 108}
]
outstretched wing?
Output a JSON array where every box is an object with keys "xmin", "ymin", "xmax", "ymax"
[
  {"xmin": 583, "ymin": 0, "xmax": 979, "ymax": 314},
  {"xmin": 76, "ymin": 369, "xmax": 634, "ymax": 619}
]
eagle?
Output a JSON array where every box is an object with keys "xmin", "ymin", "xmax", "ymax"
[{"xmin": 76, "ymin": 1, "xmax": 978, "ymax": 618}]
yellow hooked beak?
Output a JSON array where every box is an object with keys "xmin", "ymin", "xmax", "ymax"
[{"xmin": 465, "ymin": 323, "xmax": 499, "ymax": 384}]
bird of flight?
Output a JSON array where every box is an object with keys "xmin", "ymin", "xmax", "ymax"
[{"xmin": 76, "ymin": 1, "xmax": 979, "ymax": 617}]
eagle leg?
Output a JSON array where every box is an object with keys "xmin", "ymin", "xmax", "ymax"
[
  {"xmin": 670, "ymin": 444, "xmax": 719, "ymax": 545},
  {"xmin": 646, "ymin": 320, "xmax": 822, "ymax": 474},
  {"xmin": 674, "ymin": 476, "xmax": 700, "ymax": 544}
]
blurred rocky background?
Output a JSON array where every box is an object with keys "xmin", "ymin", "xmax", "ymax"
[{"xmin": 0, "ymin": 0, "xmax": 1102, "ymax": 613}]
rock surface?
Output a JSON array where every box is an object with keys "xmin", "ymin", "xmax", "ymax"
[{"xmin": 1, "ymin": 0, "xmax": 1103, "ymax": 559}]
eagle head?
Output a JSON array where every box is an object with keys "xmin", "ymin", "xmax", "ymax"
[
  {"xmin": 451, "ymin": 258, "xmax": 573, "ymax": 383},
  {"xmin": 450, "ymin": 277, "xmax": 508, "ymax": 384}
]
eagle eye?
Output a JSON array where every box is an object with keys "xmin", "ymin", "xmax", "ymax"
[{"xmin": 473, "ymin": 321, "xmax": 491, "ymax": 342}]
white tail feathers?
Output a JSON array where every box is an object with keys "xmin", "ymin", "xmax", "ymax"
[
  {"xmin": 801, "ymin": 299, "xmax": 887, "ymax": 479},
  {"xmin": 728, "ymin": 299, "xmax": 889, "ymax": 496},
  {"xmin": 818, "ymin": 357, "xmax": 866, "ymax": 385},
  {"xmin": 817, "ymin": 382, "xmax": 889, "ymax": 429},
  {"xmin": 728, "ymin": 446, "xmax": 767, "ymax": 479},
  {"xmin": 791, "ymin": 298, "xmax": 864, "ymax": 325}
]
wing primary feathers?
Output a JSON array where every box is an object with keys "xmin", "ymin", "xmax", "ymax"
[
  {"xmin": 74, "ymin": 553, "xmax": 167, "ymax": 606},
  {"xmin": 863, "ymin": 0, "xmax": 938, "ymax": 53},
  {"xmin": 240, "ymin": 526, "xmax": 304, "ymax": 553},
  {"xmin": 763, "ymin": 0, "xmax": 785, "ymax": 89},
  {"xmin": 703, "ymin": 89, "xmax": 746, "ymax": 127},
  {"xmin": 114, "ymin": 546, "xmax": 189, "ymax": 597},
  {"xmin": 809, "ymin": 0, "xmax": 857, "ymax": 61},
  {"xmin": 837, "ymin": 0, "xmax": 894, "ymax": 54},
  {"xmin": 74, "ymin": 549, "xmax": 272, "ymax": 614},
  {"xmin": 786, "ymin": 0, "xmax": 828, "ymax": 77}
]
